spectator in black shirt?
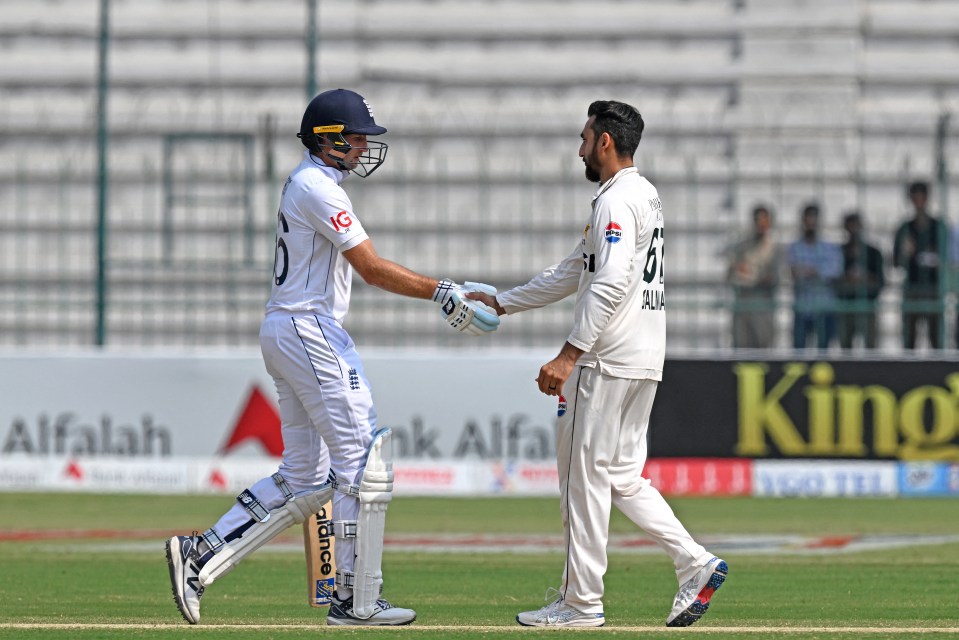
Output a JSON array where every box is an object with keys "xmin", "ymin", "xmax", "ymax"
[
  {"xmin": 837, "ymin": 211, "xmax": 885, "ymax": 349},
  {"xmin": 892, "ymin": 181, "xmax": 948, "ymax": 349}
]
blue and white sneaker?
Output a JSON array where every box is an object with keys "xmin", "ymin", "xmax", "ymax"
[
  {"xmin": 326, "ymin": 592, "xmax": 416, "ymax": 626},
  {"xmin": 516, "ymin": 590, "xmax": 605, "ymax": 627},
  {"xmin": 165, "ymin": 533, "xmax": 205, "ymax": 625},
  {"xmin": 666, "ymin": 556, "xmax": 728, "ymax": 627}
]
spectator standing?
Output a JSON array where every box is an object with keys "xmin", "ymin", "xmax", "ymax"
[
  {"xmin": 949, "ymin": 219, "xmax": 959, "ymax": 349},
  {"xmin": 836, "ymin": 211, "xmax": 885, "ymax": 349},
  {"xmin": 726, "ymin": 204, "xmax": 781, "ymax": 348},
  {"xmin": 893, "ymin": 181, "xmax": 947, "ymax": 349},
  {"xmin": 787, "ymin": 203, "xmax": 842, "ymax": 350}
]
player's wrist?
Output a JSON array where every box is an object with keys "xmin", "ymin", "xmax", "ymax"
[
  {"xmin": 432, "ymin": 278, "xmax": 457, "ymax": 305},
  {"xmin": 558, "ymin": 341, "xmax": 585, "ymax": 363}
]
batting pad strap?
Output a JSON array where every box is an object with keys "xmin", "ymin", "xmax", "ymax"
[
  {"xmin": 200, "ymin": 528, "xmax": 226, "ymax": 553},
  {"xmin": 236, "ymin": 488, "xmax": 270, "ymax": 522},
  {"xmin": 334, "ymin": 520, "xmax": 357, "ymax": 539},
  {"xmin": 336, "ymin": 569, "xmax": 355, "ymax": 590},
  {"xmin": 271, "ymin": 473, "xmax": 294, "ymax": 501},
  {"xmin": 331, "ymin": 476, "xmax": 360, "ymax": 498}
]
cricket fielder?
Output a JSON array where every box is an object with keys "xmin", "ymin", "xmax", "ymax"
[
  {"xmin": 165, "ymin": 88, "xmax": 498, "ymax": 626},
  {"xmin": 470, "ymin": 100, "xmax": 728, "ymax": 628}
]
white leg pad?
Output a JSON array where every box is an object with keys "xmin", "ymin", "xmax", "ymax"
[
  {"xmin": 352, "ymin": 427, "xmax": 394, "ymax": 619},
  {"xmin": 198, "ymin": 482, "xmax": 333, "ymax": 587}
]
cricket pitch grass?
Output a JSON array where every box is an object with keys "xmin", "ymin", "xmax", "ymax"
[{"xmin": 1, "ymin": 493, "xmax": 957, "ymax": 639}]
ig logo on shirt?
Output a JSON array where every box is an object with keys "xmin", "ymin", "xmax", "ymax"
[{"xmin": 330, "ymin": 210, "xmax": 353, "ymax": 233}]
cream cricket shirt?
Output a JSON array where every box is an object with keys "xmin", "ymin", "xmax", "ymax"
[
  {"xmin": 266, "ymin": 151, "xmax": 369, "ymax": 324},
  {"xmin": 498, "ymin": 167, "xmax": 666, "ymax": 380}
]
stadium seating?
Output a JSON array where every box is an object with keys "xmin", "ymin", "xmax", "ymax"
[{"xmin": 1, "ymin": 0, "xmax": 957, "ymax": 350}]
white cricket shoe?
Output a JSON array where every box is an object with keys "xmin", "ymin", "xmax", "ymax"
[
  {"xmin": 666, "ymin": 556, "xmax": 728, "ymax": 627},
  {"xmin": 326, "ymin": 592, "xmax": 416, "ymax": 626},
  {"xmin": 516, "ymin": 591, "xmax": 605, "ymax": 627},
  {"xmin": 165, "ymin": 534, "xmax": 205, "ymax": 625}
]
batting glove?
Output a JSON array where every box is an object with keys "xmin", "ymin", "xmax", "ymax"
[{"xmin": 432, "ymin": 279, "xmax": 501, "ymax": 336}]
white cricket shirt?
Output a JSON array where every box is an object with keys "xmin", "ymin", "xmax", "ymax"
[
  {"xmin": 497, "ymin": 167, "xmax": 666, "ymax": 380},
  {"xmin": 265, "ymin": 152, "xmax": 369, "ymax": 323}
]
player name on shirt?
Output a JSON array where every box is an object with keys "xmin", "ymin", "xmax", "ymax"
[{"xmin": 642, "ymin": 289, "xmax": 665, "ymax": 310}]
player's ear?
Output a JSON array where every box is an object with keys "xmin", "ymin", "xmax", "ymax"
[{"xmin": 599, "ymin": 132, "xmax": 614, "ymax": 154}]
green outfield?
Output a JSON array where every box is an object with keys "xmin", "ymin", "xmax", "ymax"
[{"xmin": 1, "ymin": 493, "xmax": 958, "ymax": 639}]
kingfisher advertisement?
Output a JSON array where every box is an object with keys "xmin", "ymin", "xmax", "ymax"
[{"xmin": 650, "ymin": 358, "xmax": 959, "ymax": 461}]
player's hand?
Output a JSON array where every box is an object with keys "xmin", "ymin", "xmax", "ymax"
[
  {"xmin": 537, "ymin": 357, "xmax": 574, "ymax": 396},
  {"xmin": 536, "ymin": 342, "xmax": 584, "ymax": 396},
  {"xmin": 465, "ymin": 291, "xmax": 506, "ymax": 316},
  {"xmin": 432, "ymin": 279, "xmax": 501, "ymax": 336}
]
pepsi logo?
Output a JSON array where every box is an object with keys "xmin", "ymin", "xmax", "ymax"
[
  {"xmin": 557, "ymin": 395, "xmax": 567, "ymax": 417},
  {"xmin": 604, "ymin": 222, "xmax": 622, "ymax": 243}
]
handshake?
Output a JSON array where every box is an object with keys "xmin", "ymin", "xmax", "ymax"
[{"xmin": 432, "ymin": 278, "xmax": 501, "ymax": 336}]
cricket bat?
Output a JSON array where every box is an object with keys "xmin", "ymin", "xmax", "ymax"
[{"xmin": 303, "ymin": 500, "xmax": 336, "ymax": 606}]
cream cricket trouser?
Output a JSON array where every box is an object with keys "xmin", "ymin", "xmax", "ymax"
[
  {"xmin": 557, "ymin": 365, "xmax": 713, "ymax": 614},
  {"xmin": 257, "ymin": 311, "xmax": 377, "ymax": 580}
]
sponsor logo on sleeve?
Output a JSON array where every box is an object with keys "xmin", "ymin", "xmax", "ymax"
[
  {"xmin": 329, "ymin": 210, "xmax": 353, "ymax": 233},
  {"xmin": 604, "ymin": 222, "xmax": 622, "ymax": 244}
]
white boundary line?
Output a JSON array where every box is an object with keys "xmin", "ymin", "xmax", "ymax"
[{"xmin": 1, "ymin": 624, "xmax": 958, "ymax": 633}]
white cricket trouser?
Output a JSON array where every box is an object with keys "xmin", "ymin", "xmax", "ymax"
[
  {"xmin": 258, "ymin": 311, "xmax": 377, "ymax": 578},
  {"xmin": 557, "ymin": 365, "xmax": 713, "ymax": 614}
]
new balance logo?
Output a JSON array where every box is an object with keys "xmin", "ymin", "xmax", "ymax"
[
  {"xmin": 187, "ymin": 567, "xmax": 203, "ymax": 595},
  {"xmin": 181, "ymin": 539, "xmax": 205, "ymax": 595}
]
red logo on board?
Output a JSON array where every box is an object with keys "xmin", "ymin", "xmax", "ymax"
[
  {"xmin": 208, "ymin": 469, "xmax": 228, "ymax": 490},
  {"xmin": 220, "ymin": 386, "xmax": 283, "ymax": 456},
  {"xmin": 64, "ymin": 461, "xmax": 84, "ymax": 481}
]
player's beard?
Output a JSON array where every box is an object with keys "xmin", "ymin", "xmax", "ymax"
[{"xmin": 583, "ymin": 150, "xmax": 601, "ymax": 183}]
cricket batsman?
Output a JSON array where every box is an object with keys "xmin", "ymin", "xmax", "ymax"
[{"xmin": 165, "ymin": 88, "xmax": 499, "ymax": 626}]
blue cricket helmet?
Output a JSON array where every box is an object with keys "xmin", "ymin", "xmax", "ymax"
[
  {"xmin": 299, "ymin": 88, "xmax": 387, "ymax": 138},
  {"xmin": 297, "ymin": 89, "xmax": 388, "ymax": 178}
]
